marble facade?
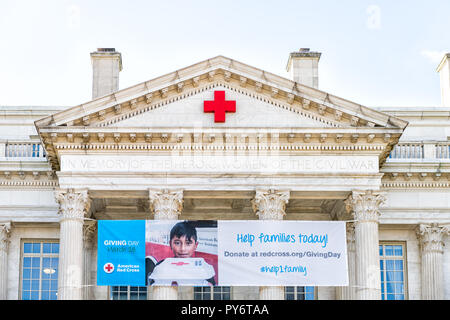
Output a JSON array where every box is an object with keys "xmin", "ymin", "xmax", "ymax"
[{"xmin": 0, "ymin": 48, "xmax": 449, "ymax": 300}]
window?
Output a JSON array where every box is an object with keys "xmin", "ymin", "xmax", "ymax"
[
  {"xmin": 111, "ymin": 286, "xmax": 148, "ymax": 300},
  {"xmin": 32, "ymin": 143, "xmax": 44, "ymax": 158},
  {"xmin": 194, "ymin": 286, "xmax": 231, "ymax": 300},
  {"xmin": 379, "ymin": 243, "xmax": 407, "ymax": 300},
  {"xmin": 285, "ymin": 286, "xmax": 315, "ymax": 300},
  {"xmin": 21, "ymin": 240, "xmax": 59, "ymax": 300}
]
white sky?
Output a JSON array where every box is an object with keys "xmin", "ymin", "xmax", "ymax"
[{"xmin": 1, "ymin": 0, "xmax": 450, "ymax": 108}]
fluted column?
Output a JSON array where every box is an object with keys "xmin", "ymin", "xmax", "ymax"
[
  {"xmin": 0, "ymin": 222, "xmax": 11, "ymax": 300},
  {"xmin": 337, "ymin": 223, "xmax": 356, "ymax": 300},
  {"xmin": 416, "ymin": 224, "xmax": 449, "ymax": 300},
  {"xmin": 345, "ymin": 190, "xmax": 385, "ymax": 300},
  {"xmin": 83, "ymin": 221, "xmax": 96, "ymax": 300},
  {"xmin": 252, "ymin": 189, "xmax": 289, "ymax": 300},
  {"xmin": 55, "ymin": 189, "xmax": 91, "ymax": 300},
  {"xmin": 149, "ymin": 189, "xmax": 183, "ymax": 300}
]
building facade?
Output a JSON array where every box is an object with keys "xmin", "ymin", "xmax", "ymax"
[{"xmin": 0, "ymin": 48, "xmax": 449, "ymax": 300}]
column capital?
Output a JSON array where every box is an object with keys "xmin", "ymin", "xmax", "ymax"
[
  {"xmin": 83, "ymin": 220, "xmax": 97, "ymax": 248},
  {"xmin": 345, "ymin": 190, "xmax": 386, "ymax": 223},
  {"xmin": 55, "ymin": 189, "xmax": 91, "ymax": 222},
  {"xmin": 252, "ymin": 189, "xmax": 290, "ymax": 220},
  {"xmin": 416, "ymin": 223, "xmax": 450, "ymax": 253},
  {"xmin": 149, "ymin": 189, "xmax": 183, "ymax": 220},
  {"xmin": 0, "ymin": 222, "xmax": 11, "ymax": 252},
  {"xmin": 346, "ymin": 222, "xmax": 356, "ymax": 250}
]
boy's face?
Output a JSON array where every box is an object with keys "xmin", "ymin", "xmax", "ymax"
[{"xmin": 170, "ymin": 235, "xmax": 198, "ymax": 258}]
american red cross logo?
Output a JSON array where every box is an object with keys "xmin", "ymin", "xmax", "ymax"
[
  {"xmin": 204, "ymin": 90, "xmax": 236, "ymax": 122},
  {"xmin": 104, "ymin": 263, "xmax": 114, "ymax": 273},
  {"xmin": 171, "ymin": 261, "xmax": 189, "ymax": 266}
]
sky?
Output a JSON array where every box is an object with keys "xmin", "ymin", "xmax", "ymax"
[{"xmin": 1, "ymin": 0, "xmax": 450, "ymax": 108}]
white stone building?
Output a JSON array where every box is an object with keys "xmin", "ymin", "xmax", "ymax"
[{"xmin": 0, "ymin": 48, "xmax": 449, "ymax": 300}]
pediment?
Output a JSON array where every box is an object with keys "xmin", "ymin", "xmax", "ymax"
[
  {"xmin": 106, "ymin": 83, "xmax": 339, "ymax": 129},
  {"xmin": 35, "ymin": 55, "xmax": 408, "ymax": 171},
  {"xmin": 35, "ymin": 55, "xmax": 408, "ymax": 131}
]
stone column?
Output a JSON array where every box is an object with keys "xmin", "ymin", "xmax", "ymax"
[
  {"xmin": 83, "ymin": 221, "xmax": 96, "ymax": 300},
  {"xmin": 149, "ymin": 189, "xmax": 183, "ymax": 300},
  {"xmin": 55, "ymin": 189, "xmax": 91, "ymax": 300},
  {"xmin": 416, "ymin": 223, "xmax": 449, "ymax": 300},
  {"xmin": 337, "ymin": 223, "xmax": 356, "ymax": 300},
  {"xmin": 345, "ymin": 190, "xmax": 385, "ymax": 300},
  {"xmin": 0, "ymin": 222, "xmax": 11, "ymax": 300},
  {"xmin": 252, "ymin": 189, "xmax": 290, "ymax": 300}
]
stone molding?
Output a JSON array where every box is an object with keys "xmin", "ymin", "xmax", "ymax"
[
  {"xmin": 0, "ymin": 177, "xmax": 58, "ymax": 187},
  {"xmin": 416, "ymin": 223, "xmax": 450, "ymax": 253},
  {"xmin": 83, "ymin": 220, "xmax": 97, "ymax": 248},
  {"xmin": 49, "ymin": 137, "xmax": 388, "ymax": 150},
  {"xmin": 0, "ymin": 168, "xmax": 56, "ymax": 187},
  {"xmin": 0, "ymin": 222, "xmax": 11, "ymax": 253},
  {"xmin": 36, "ymin": 66, "xmax": 406, "ymax": 172},
  {"xmin": 345, "ymin": 190, "xmax": 386, "ymax": 223},
  {"xmin": 36, "ymin": 58, "xmax": 406, "ymax": 130},
  {"xmin": 149, "ymin": 189, "xmax": 184, "ymax": 220},
  {"xmin": 95, "ymin": 80, "xmax": 343, "ymax": 128},
  {"xmin": 55, "ymin": 189, "xmax": 91, "ymax": 222},
  {"xmin": 382, "ymin": 180, "xmax": 450, "ymax": 189},
  {"xmin": 252, "ymin": 189, "xmax": 290, "ymax": 220},
  {"xmin": 346, "ymin": 222, "xmax": 356, "ymax": 251},
  {"xmin": 381, "ymin": 169, "xmax": 450, "ymax": 189}
]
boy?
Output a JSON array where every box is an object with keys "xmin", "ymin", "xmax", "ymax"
[{"xmin": 146, "ymin": 221, "xmax": 216, "ymax": 286}]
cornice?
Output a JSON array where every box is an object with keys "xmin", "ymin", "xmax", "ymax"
[
  {"xmin": 381, "ymin": 170, "xmax": 450, "ymax": 189},
  {"xmin": 50, "ymin": 142, "xmax": 387, "ymax": 152},
  {"xmin": 381, "ymin": 181, "xmax": 450, "ymax": 189},
  {"xmin": 0, "ymin": 169, "xmax": 58, "ymax": 188},
  {"xmin": 0, "ymin": 179, "xmax": 58, "ymax": 188},
  {"xmin": 39, "ymin": 130, "xmax": 400, "ymax": 172},
  {"xmin": 381, "ymin": 160, "xmax": 450, "ymax": 171},
  {"xmin": 43, "ymin": 129, "xmax": 395, "ymax": 144},
  {"xmin": 436, "ymin": 53, "xmax": 450, "ymax": 72}
]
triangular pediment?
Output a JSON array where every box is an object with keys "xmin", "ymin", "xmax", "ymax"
[
  {"xmin": 106, "ymin": 83, "xmax": 339, "ymax": 129},
  {"xmin": 35, "ymin": 55, "xmax": 408, "ymax": 131},
  {"xmin": 35, "ymin": 55, "xmax": 408, "ymax": 171}
]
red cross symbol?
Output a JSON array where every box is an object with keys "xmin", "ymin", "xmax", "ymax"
[
  {"xmin": 171, "ymin": 261, "xmax": 189, "ymax": 266},
  {"xmin": 204, "ymin": 90, "xmax": 236, "ymax": 122},
  {"xmin": 104, "ymin": 263, "xmax": 114, "ymax": 273}
]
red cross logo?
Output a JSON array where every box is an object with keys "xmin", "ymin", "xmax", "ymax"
[
  {"xmin": 104, "ymin": 263, "xmax": 114, "ymax": 273},
  {"xmin": 171, "ymin": 261, "xmax": 189, "ymax": 266},
  {"xmin": 204, "ymin": 90, "xmax": 236, "ymax": 122}
]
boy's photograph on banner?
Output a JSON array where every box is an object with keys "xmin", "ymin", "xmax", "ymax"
[{"xmin": 145, "ymin": 220, "xmax": 218, "ymax": 286}]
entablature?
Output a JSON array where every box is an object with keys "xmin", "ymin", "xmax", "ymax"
[{"xmin": 37, "ymin": 127, "xmax": 402, "ymax": 172}]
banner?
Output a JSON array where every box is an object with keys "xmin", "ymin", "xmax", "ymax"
[
  {"xmin": 97, "ymin": 220, "xmax": 146, "ymax": 286},
  {"xmin": 97, "ymin": 220, "xmax": 348, "ymax": 286}
]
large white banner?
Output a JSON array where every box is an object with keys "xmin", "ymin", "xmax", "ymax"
[{"xmin": 218, "ymin": 221, "xmax": 348, "ymax": 286}]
